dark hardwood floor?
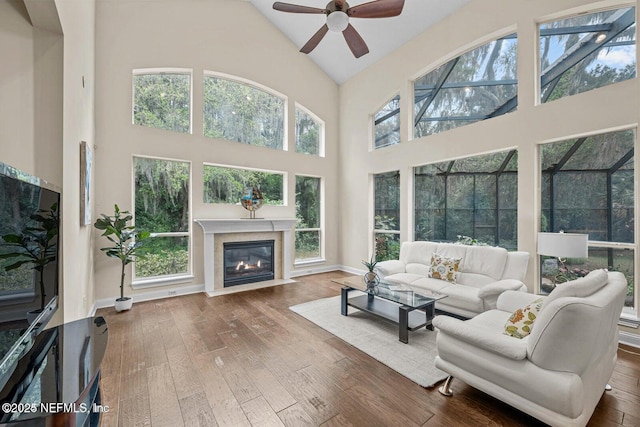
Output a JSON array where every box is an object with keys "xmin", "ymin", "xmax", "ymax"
[{"xmin": 97, "ymin": 271, "xmax": 640, "ymax": 426}]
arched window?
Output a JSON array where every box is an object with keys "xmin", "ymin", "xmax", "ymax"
[
  {"xmin": 413, "ymin": 34, "xmax": 517, "ymax": 138},
  {"xmin": 132, "ymin": 69, "xmax": 192, "ymax": 134},
  {"xmin": 539, "ymin": 7, "xmax": 636, "ymax": 103},
  {"xmin": 374, "ymin": 94, "xmax": 400, "ymax": 149},
  {"xmin": 203, "ymin": 74, "xmax": 286, "ymax": 150}
]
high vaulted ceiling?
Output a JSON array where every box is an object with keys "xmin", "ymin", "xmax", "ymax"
[{"xmin": 248, "ymin": 0, "xmax": 470, "ymax": 84}]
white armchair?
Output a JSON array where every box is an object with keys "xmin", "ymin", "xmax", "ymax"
[{"xmin": 433, "ymin": 269, "xmax": 627, "ymax": 427}]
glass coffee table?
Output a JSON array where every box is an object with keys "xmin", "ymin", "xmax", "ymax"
[{"xmin": 335, "ymin": 277, "xmax": 446, "ymax": 344}]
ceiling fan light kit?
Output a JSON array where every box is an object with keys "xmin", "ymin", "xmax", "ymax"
[{"xmin": 273, "ymin": 0, "xmax": 405, "ymax": 58}]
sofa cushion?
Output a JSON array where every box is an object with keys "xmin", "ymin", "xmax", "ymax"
[
  {"xmin": 412, "ymin": 277, "xmax": 452, "ymax": 293},
  {"xmin": 504, "ymin": 297, "xmax": 544, "ymax": 339},
  {"xmin": 428, "ymin": 253, "xmax": 461, "ymax": 283},
  {"xmin": 456, "ymin": 272, "xmax": 495, "ymax": 288},
  {"xmin": 401, "ymin": 241, "xmax": 438, "ymax": 265},
  {"xmin": 541, "ymin": 269, "xmax": 608, "ymax": 312},
  {"xmin": 438, "ymin": 284, "xmax": 484, "ymax": 313},
  {"xmin": 383, "ymin": 273, "xmax": 425, "ymax": 287},
  {"xmin": 462, "ymin": 245, "xmax": 508, "ymax": 280},
  {"xmin": 406, "ymin": 262, "xmax": 430, "ymax": 277},
  {"xmin": 433, "ymin": 243, "xmax": 468, "ymax": 270}
]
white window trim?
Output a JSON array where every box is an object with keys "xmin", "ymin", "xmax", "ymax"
[
  {"xmin": 203, "ymin": 71, "xmax": 289, "ymax": 151},
  {"xmin": 294, "ymin": 102, "xmax": 325, "ymax": 157},
  {"xmin": 132, "ymin": 68, "xmax": 194, "ymax": 134},
  {"xmin": 203, "ymin": 162, "xmax": 288, "ymax": 206},
  {"xmin": 132, "ymin": 155, "xmax": 193, "ymax": 282}
]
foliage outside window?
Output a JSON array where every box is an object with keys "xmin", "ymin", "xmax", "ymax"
[
  {"xmin": 539, "ymin": 7, "xmax": 636, "ymax": 103},
  {"xmin": 133, "ymin": 71, "xmax": 191, "ymax": 133},
  {"xmin": 203, "ymin": 75, "xmax": 285, "ymax": 150},
  {"xmin": 203, "ymin": 164, "xmax": 284, "ymax": 206},
  {"xmin": 413, "ymin": 34, "xmax": 517, "ymax": 138},
  {"xmin": 414, "ymin": 150, "xmax": 518, "ymax": 249},
  {"xmin": 540, "ymin": 129, "xmax": 635, "ymax": 311},
  {"xmin": 134, "ymin": 157, "xmax": 190, "ymax": 279},
  {"xmin": 295, "ymin": 176, "xmax": 322, "ymax": 261},
  {"xmin": 295, "ymin": 105, "xmax": 323, "ymax": 156},
  {"xmin": 374, "ymin": 95, "xmax": 400, "ymax": 149},
  {"xmin": 374, "ymin": 171, "xmax": 400, "ymax": 261}
]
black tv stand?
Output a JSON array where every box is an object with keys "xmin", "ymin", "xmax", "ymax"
[{"xmin": 0, "ymin": 316, "xmax": 108, "ymax": 426}]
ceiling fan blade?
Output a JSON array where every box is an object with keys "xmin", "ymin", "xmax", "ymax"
[
  {"xmin": 273, "ymin": 2, "xmax": 326, "ymax": 14},
  {"xmin": 300, "ymin": 24, "xmax": 329, "ymax": 54},
  {"xmin": 348, "ymin": 0, "xmax": 405, "ymax": 18},
  {"xmin": 342, "ymin": 23, "xmax": 369, "ymax": 58}
]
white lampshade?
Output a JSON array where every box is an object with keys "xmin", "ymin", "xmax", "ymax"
[
  {"xmin": 537, "ymin": 232, "xmax": 588, "ymax": 258},
  {"xmin": 327, "ymin": 11, "xmax": 349, "ymax": 32}
]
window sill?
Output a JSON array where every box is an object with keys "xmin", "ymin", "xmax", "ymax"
[
  {"xmin": 619, "ymin": 311, "xmax": 639, "ymax": 329},
  {"xmin": 132, "ymin": 274, "xmax": 194, "ymax": 290},
  {"xmin": 294, "ymin": 258, "xmax": 326, "ymax": 267}
]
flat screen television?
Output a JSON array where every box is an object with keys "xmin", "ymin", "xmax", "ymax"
[{"xmin": 0, "ymin": 162, "xmax": 60, "ymax": 391}]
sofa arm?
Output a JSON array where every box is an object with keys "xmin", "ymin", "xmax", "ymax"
[
  {"xmin": 497, "ymin": 291, "xmax": 545, "ymax": 313},
  {"xmin": 433, "ymin": 315, "xmax": 528, "ymax": 360},
  {"xmin": 375, "ymin": 260, "xmax": 406, "ymax": 277},
  {"xmin": 477, "ymin": 279, "xmax": 527, "ymax": 299}
]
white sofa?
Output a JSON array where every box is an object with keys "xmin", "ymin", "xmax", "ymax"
[
  {"xmin": 375, "ymin": 241, "xmax": 530, "ymax": 317},
  {"xmin": 433, "ymin": 269, "xmax": 627, "ymax": 427}
]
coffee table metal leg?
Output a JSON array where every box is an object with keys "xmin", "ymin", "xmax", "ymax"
[
  {"xmin": 341, "ymin": 287, "xmax": 349, "ymax": 316},
  {"xmin": 399, "ymin": 306, "xmax": 409, "ymax": 343}
]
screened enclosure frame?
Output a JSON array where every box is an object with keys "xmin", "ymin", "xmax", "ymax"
[
  {"xmin": 539, "ymin": 129, "xmax": 637, "ymax": 314},
  {"xmin": 413, "ymin": 150, "xmax": 518, "ymax": 249}
]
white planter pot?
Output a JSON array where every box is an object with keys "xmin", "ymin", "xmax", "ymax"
[{"xmin": 114, "ymin": 297, "xmax": 133, "ymax": 312}]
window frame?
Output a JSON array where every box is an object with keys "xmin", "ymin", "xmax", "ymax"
[
  {"xmin": 537, "ymin": 6, "xmax": 636, "ymax": 105},
  {"xmin": 132, "ymin": 155, "xmax": 193, "ymax": 288},
  {"xmin": 202, "ymin": 163, "xmax": 288, "ymax": 207},
  {"xmin": 373, "ymin": 171, "xmax": 401, "ymax": 262},
  {"xmin": 537, "ymin": 127, "xmax": 638, "ymax": 319},
  {"xmin": 373, "ymin": 93, "xmax": 401, "ymax": 150},
  {"xmin": 203, "ymin": 71, "xmax": 289, "ymax": 151},
  {"xmin": 294, "ymin": 103, "xmax": 325, "ymax": 157},
  {"xmin": 294, "ymin": 174, "xmax": 324, "ymax": 265},
  {"xmin": 132, "ymin": 68, "xmax": 193, "ymax": 134}
]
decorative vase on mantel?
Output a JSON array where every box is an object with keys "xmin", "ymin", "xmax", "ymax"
[{"xmin": 240, "ymin": 186, "xmax": 264, "ymax": 219}]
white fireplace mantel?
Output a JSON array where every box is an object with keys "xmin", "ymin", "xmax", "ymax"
[{"xmin": 194, "ymin": 218, "xmax": 297, "ymax": 296}]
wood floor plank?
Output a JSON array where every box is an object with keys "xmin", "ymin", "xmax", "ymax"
[
  {"xmin": 178, "ymin": 391, "xmax": 218, "ymax": 427},
  {"xmin": 96, "ymin": 272, "xmax": 640, "ymax": 427},
  {"xmin": 241, "ymin": 396, "xmax": 285, "ymax": 427},
  {"xmin": 147, "ymin": 363, "xmax": 184, "ymax": 427}
]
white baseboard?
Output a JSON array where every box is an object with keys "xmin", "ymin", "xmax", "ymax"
[
  {"xmin": 291, "ymin": 264, "xmax": 342, "ymax": 277},
  {"xmin": 619, "ymin": 331, "xmax": 640, "ymax": 349},
  {"xmin": 337, "ymin": 265, "xmax": 366, "ymax": 276},
  {"xmin": 94, "ymin": 283, "xmax": 205, "ymax": 309}
]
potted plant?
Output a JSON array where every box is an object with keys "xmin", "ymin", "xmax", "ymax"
[
  {"xmin": 361, "ymin": 255, "xmax": 379, "ymax": 292},
  {"xmin": 94, "ymin": 204, "xmax": 149, "ymax": 312},
  {"xmin": 0, "ymin": 203, "xmax": 59, "ymax": 323}
]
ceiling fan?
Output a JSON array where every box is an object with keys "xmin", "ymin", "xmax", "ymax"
[{"xmin": 272, "ymin": 0, "xmax": 405, "ymax": 58}]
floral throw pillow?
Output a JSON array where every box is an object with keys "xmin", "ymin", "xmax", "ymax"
[
  {"xmin": 427, "ymin": 253, "xmax": 461, "ymax": 283},
  {"xmin": 504, "ymin": 297, "xmax": 545, "ymax": 339}
]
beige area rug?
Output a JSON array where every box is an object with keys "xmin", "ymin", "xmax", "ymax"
[{"xmin": 289, "ymin": 294, "xmax": 448, "ymax": 388}]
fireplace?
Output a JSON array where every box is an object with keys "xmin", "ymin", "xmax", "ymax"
[{"xmin": 223, "ymin": 240, "xmax": 275, "ymax": 287}]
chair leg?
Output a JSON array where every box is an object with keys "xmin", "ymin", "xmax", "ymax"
[
  {"xmin": 438, "ymin": 376, "xmax": 454, "ymax": 396},
  {"xmin": 605, "ymin": 384, "xmax": 612, "ymax": 391}
]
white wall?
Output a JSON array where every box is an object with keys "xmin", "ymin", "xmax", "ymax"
[
  {"xmin": 339, "ymin": 0, "xmax": 639, "ymax": 320},
  {"xmin": 93, "ymin": 0, "xmax": 340, "ymax": 301},
  {"xmin": 55, "ymin": 0, "xmax": 96, "ymax": 322}
]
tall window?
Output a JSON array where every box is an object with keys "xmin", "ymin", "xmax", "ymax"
[
  {"xmin": 203, "ymin": 74, "xmax": 285, "ymax": 150},
  {"xmin": 134, "ymin": 157, "xmax": 191, "ymax": 280},
  {"xmin": 413, "ymin": 34, "xmax": 517, "ymax": 138},
  {"xmin": 203, "ymin": 164, "xmax": 285, "ymax": 206},
  {"xmin": 295, "ymin": 175, "xmax": 322, "ymax": 261},
  {"xmin": 373, "ymin": 171, "xmax": 400, "ymax": 261},
  {"xmin": 374, "ymin": 95, "xmax": 400, "ymax": 149},
  {"xmin": 414, "ymin": 151, "xmax": 518, "ymax": 248},
  {"xmin": 132, "ymin": 70, "xmax": 191, "ymax": 133},
  {"xmin": 295, "ymin": 105, "xmax": 323, "ymax": 156},
  {"xmin": 540, "ymin": 129, "xmax": 635, "ymax": 312},
  {"xmin": 539, "ymin": 7, "xmax": 636, "ymax": 103}
]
